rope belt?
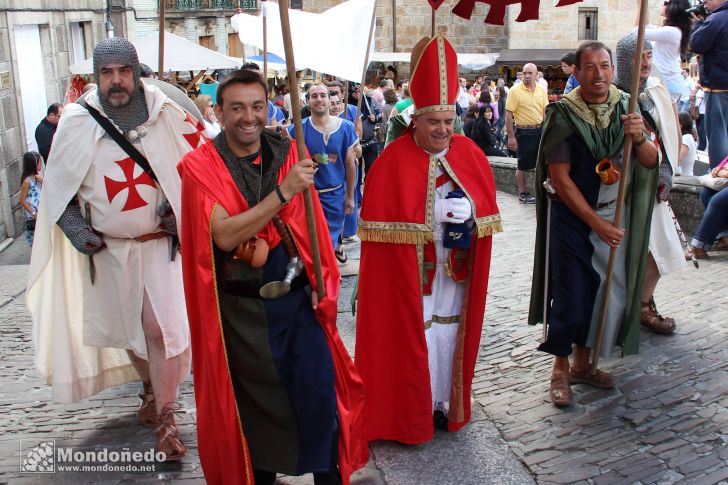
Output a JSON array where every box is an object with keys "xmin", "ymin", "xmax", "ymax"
[{"xmin": 316, "ymin": 184, "xmax": 343, "ymax": 194}]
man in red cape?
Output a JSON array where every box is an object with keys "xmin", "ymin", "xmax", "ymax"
[
  {"xmin": 178, "ymin": 70, "xmax": 367, "ymax": 485},
  {"xmin": 356, "ymin": 35, "xmax": 502, "ymax": 444}
]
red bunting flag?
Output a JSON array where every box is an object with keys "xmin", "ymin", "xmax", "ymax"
[{"xmin": 451, "ymin": 0, "xmax": 583, "ymax": 25}]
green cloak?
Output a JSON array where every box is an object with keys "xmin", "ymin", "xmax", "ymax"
[{"xmin": 527, "ymin": 86, "xmax": 658, "ymax": 356}]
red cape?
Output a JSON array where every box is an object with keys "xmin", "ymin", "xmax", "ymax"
[
  {"xmin": 178, "ymin": 138, "xmax": 368, "ymax": 485},
  {"xmin": 356, "ymin": 132, "xmax": 501, "ymax": 444}
]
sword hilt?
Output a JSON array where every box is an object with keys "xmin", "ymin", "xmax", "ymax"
[{"xmin": 272, "ymin": 215, "xmax": 298, "ymax": 259}]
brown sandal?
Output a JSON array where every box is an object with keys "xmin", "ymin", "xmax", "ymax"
[
  {"xmin": 549, "ymin": 370, "xmax": 572, "ymax": 407},
  {"xmin": 138, "ymin": 382, "xmax": 157, "ymax": 427},
  {"xmin": 570, "ymin": 366, "xmax": 616, "ymax": 389},
  {"xmin": 156, "ymin": 402, "xmax": 186, "ymax": 461},
  {"xmin": 641, "ymin": 298, "xmax": 676, "ymax": 335},
  {"xmin": 713, "ymin": 237, "xmax": 728, "ymax": 251}
]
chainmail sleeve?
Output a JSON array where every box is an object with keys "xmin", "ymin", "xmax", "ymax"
[{"xmin": 56, "ymin": 199, "xmax": 105, "ymax": 255}]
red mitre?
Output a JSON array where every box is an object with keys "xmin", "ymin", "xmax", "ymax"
[{"xmin": 409, "ymin": 35, "xmax": 459, "ymax": 115}]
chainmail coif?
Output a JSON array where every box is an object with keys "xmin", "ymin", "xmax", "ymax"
[
  {"xmin": 613, "ymin": 32, "xmax": 653, "ymax": 94},
  {"xmin": 93, "ymin": 37, "xmax": 149, "ymax": 132}
]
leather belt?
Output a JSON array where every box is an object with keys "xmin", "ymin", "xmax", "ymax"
[
  {"xmin": 134, "ymin": 231, "xmax": 171, "ymax": 242},
  {"xmin": 221, "ymin": 272, "xmax": 309, "ymax": 299},
  {"xmin": 703, "ymin": 88, "xmax": 728, "ymax": 93},
  {"xmin": 595, "ymin": 200, "xmax": 616, "ymax": 210},
  {"xmin": 516, "ymin": 124, "xmax": 543, "ymax": 129}
]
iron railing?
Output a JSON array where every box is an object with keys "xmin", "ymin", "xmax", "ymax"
[{"xmin": 164, "ymin": 0, "xmax": 258, "ymax": 10}]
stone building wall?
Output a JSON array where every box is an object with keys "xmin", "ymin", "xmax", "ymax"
[
  {"xmin": 304, "ymin": 0, "xmax": 508, "ymax": 54},
  {"xmin": 507, "ymin": 0, "xmax": 664, "ymax": 50},
  {"xmin": 0, "ymin": 1, "xmax": 105, "ymax": 239}
]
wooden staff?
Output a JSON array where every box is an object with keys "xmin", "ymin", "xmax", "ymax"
[
  {"xmin": 262, "ymin": 0, "xmax": 268, "ymax": 81},
  {"xmin": 590, "ymin": 0, "xmax": 650, "ymax": 374},
  {"xmin": 431, "ymin": 8, "xmax": 436, "ymax": 37},
  {"xmin": 277, "ymin": 0, "xmax": 325, "ymax": 300},
  {"xmin": 158, "ymin": 0, "xmax": 166, "ymax": 79},
  {"xmin": 353, "ymin": 2, "xmax": 378, "ymax": 126}
]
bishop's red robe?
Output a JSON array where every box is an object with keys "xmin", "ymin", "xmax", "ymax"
[
  {"xmin": 356, "ymin": 131, "xmax": 502, "ymax": 444},
  {"xmin": 178, "ymin": 139, "xmax": 368, "ymax": 485}
]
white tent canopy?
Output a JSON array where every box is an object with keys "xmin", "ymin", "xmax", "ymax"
[
  {"xmin": 68, "ymin": 31, "xmax": 241, "ymax": 75},
  {"xmin": 370, "ymin": 52, "xmax": 499, "ymax": 70}
]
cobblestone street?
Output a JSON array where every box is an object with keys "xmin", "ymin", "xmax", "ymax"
[
  {"xmin": 0, "ymin": 191, "xmax": 726, "ymax": 484},
  {"xmin": 480, "ymin": 193, "xmax": 728, "ymax": 484}
]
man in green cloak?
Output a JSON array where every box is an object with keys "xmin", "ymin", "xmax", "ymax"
[{"xmin": 527, "ymin": 41, "xmax": 659, "ymax": 407}]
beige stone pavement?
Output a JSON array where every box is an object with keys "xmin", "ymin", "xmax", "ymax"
[{"xmin": 1, "ymin": 190, "xmax": 726, "ymax": 484}]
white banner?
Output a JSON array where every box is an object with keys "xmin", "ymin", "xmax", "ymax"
[{"xmin": 231, "ymin": 0, "xmax": 376, "ymax": 82}]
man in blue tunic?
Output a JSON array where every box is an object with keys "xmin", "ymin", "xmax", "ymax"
[{"xmin": 290, "ymin": 83, "xmax": 357, "ymax": 263}]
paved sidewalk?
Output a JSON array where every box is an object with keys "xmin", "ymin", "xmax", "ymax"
[
  {"xmin": 479, "ymin": 193, "xmax": 728, "ymax": 484},
  {"xmin": 1, "ymin": 191, "xmax": 726, "ymax": 484}
]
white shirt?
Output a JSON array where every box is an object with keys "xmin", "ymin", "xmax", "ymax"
[
  {"xmin": 537, "ymin": 78, "xmax": 548, "ymax": 93},
  {"xmin": 678, "ymin": 133, "xmax": 697, "ymax": 176},
  {"xmin": 641, "ymin": 24, "xmax": 683, "ymax": 95}
]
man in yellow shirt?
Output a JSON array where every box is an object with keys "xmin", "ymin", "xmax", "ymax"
[{"xmin": 505, "ymin": 63, "xmax": 548, "ymax": 204}]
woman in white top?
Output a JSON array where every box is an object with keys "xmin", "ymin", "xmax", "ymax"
[
  {"xmin": 193, "ymin": 94, "xmax": 221, "ymax": 138},
  {"xmin": 638, "ymin": 0, "xmax": 693, "ymax": 104},
  {"xmin": 677, "ymin": 111, "xmax": 697, "ymax": 176}
]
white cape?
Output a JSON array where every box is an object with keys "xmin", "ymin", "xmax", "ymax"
[
  {"xmin": 28, "ymin": 83, "xmax": 203, "ymax": 403},
  {"xmin": 645, "ymin": 77, "xmax": 687, "ymax": 276}
]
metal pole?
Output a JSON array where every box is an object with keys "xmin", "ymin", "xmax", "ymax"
[
  {"xmin": 591, "ymin": 0, "xmax": 650, "ymax": 374},
  {"xmin": 354, "ymin": 2, "xmax": 377, "ymax": 123},
  {"xmin": 262, "ymin": 0, "xmax": 268, "ymax": 82},
  {"xmin": 541, "ymin": 197, "xmax": 551, "ymax": 343},
  {"xmin": 277, "ymin": 0, "xmax": 326, "ymax": 300}
]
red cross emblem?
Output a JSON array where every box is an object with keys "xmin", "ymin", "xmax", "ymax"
[
  {"xmin": 182, "ymin": 112, "xmax": 208, "ymax": 148},
  {"xmin": 104, "ymin": 157, "xmax": 156, "ymax": 211}
]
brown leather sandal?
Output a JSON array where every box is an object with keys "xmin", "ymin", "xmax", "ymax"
[
  {"xmin": 713, "ymin": 237, "xmax": 728, "ymax": 251},
  {"xmin": 138, "ymin": 382, "xmax": 157, "ymax": 427},
  {"xmin": 569, "ymin": 367, "xmax": 616, "ymax": 389},
  {"xmin": 641, "ymin": 298, "xmax": 676, "ymax": 335},
  {"xmin": 549, "ymin": 370, "xmax": 572, "ymax": 407},
  {"xmin": 156, "ymin": 402, "xmax": 186, "ymax": 461}
]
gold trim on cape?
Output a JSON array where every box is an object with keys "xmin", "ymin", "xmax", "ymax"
[
  {"xmin": 210, "ymin": 203, "xmax": 253, "ymax": 484},
  {"xmin": 358, "ymin": 155, "xmax": 439, "ymax": 243}
]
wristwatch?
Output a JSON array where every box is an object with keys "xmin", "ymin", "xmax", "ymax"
[{"xmin": 275, "ymin": 185, "xmax": 289, "ymax": 206}]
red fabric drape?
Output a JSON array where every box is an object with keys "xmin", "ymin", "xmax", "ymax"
[{"xmin": 178, "ymin": 139, "xmax": 368, "ymax": 485}]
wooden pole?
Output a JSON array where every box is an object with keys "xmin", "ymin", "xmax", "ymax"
[
  {"xmin": 590, "ymin": 0, "xmax": 650, "ymax": 374},
  {"xmin": 277, "ymin": 0, "xmax": 326, "ymax": 300},
  {"xmin": 431, "ymin": 8, "xmax": 435, "ymax": 37},
  {"xmin": 158, "ymin": 0, "xmax": 166, "ymax": 79},
  {"xmin": 354, "ymin": 2, "xmax": 378, "ymax": 124},
  {"xmin": 262, "ymin": 0, "xmax": 268, "ymax": 82}
]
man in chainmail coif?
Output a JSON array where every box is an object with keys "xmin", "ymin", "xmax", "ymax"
[
  {"xmin": 614, "ymin": 32, "xmax": 687, "ymax": 337},
  {"xmin": 27, "ymin": 37, "xmax": 209, "ymax": 461}
]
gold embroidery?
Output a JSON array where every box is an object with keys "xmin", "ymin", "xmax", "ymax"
[
  {"xmin": 417, "ymin": 244, "xmax": 425, "ymax": 293},
  {"xmin": 358, "ymin": 155, "xmax": 438, "ymax": 244},
  {"xmin": 476, "ymin": 214, "xmax": 503, "ymax": 237},
  {"xmin": 438, "ymin": 36, "xmax": 448, "ymax": 106},
  {"xmin": 414, "ymin": 104, "xmax": 455, "ymax": 115}
]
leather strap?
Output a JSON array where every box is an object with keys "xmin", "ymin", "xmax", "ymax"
[
  {"xmin": 79, "ymin": 99, "xmax": 159, "ymax": 183},
  {"xmin": 134, "ymin": 231, "xmax": 171, "ymax": 242}
]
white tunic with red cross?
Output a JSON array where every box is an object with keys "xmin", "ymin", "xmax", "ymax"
[{"xmin": 29, "ymin": 81, "xmax": 209, "ymax": 402}]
